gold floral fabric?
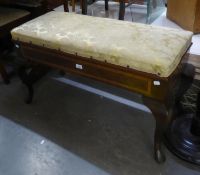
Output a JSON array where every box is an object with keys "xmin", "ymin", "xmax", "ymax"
[{"xmin": 11, "ymin": 12, "xmax": 193, "ymax": 77}]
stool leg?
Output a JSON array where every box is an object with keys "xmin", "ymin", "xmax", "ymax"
[
  {"xmin": 143, "ymin": 97, "xmax": 171, "ymax": 163},
  {"xmin": 0, "ymin": 63, "xmax": 10, "ymax": 84},
  {"xmin": 18, "ymin": 65, "xmax": 49, "ymax": 104},
  {"xmin": 142, "ymin": 64, "xmax": 194, "ymax": 163},
  {"xmin": 119, "ymin": 0, "xmax": 125, "ymax": 20}
]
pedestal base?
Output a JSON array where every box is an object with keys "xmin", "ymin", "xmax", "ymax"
[{"xmin": 165, "ymin": 114, "xmax": 200, "ymax": 165}]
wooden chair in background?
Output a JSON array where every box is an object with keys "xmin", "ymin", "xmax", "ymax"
[{"xmin": 63, "ymin": 0, "xmax": 144, "ymax": 16}]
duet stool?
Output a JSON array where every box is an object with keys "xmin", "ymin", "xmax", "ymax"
[{"xmin": 11, "ymin": 12, "xmax": 193, "ymax": 163}]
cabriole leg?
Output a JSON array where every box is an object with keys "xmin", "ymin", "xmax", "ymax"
[{"xmin": 143, "ymin": 97, "xmax": 171, "ymax": 163}]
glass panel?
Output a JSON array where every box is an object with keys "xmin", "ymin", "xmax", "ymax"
[
  {"xmin": 131, "ymin": 0, "xmax": 165, "ymax": 24},
  {"xmin": 146, "ymin": 0, "xmax": 166, "ymax": 23}
]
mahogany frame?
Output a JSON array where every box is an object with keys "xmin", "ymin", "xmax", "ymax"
[{"xmin": 15, "ymin": 40, "xmax": 194, "ymax": 163}]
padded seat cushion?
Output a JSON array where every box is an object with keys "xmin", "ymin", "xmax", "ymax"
[
  {"xmin": 0, "ymin": 7, "xmax": 30, "ymax": 27},
  {"xmin": 11, "ymin": 12, "xmax": 193, "ymax": 77}
]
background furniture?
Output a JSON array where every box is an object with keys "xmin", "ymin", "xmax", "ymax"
[
  {"xmin": 46, "ymin": 0, "xmax": 65, "ymax": 10},
  {"xmin": 0, "ymin": 0, "xmax": 66, "ymax": 83},
  {"xmin": 167, "ymin": 0, "xmax": 200, "ymax": 33},
  {"xmin": 80, "ymin": 0, "xmax": 165, "ymax": 23},
  {"xmin": 118, "ymin": 0, "xmax": 166, "ymax": 22},
  {"xmin": 0, "ymin": 6, "xmax": 30, "ymax": 83},
  {"xmin": 0, "ymin": 0, "xmax": 65, "ymax": 18},
  {"xmin": 0, "ymin": 0, "xmax": 46, "ymax": 18}
]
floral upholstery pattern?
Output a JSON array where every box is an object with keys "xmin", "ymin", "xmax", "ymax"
[{"xmin": 11, "ymin": 12, "xmax": 193, "ymax": 77}]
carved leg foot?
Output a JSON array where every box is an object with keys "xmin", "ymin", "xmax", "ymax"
[
  {"xmin": 154, "ymin": 121, "xmax": 166, "ymax": 163},
  {"xmin": 143, "ymin": 97, "xmax": 171, "ymax": 163},
  {"xmin": 18, "ymin": 65, "xmax": 49, "ymax": 104}
]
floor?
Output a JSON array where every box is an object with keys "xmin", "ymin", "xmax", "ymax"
[
  {"xmin": 0, "ymin": 74, "xmax": 200, "ymax": 175},
  {"xmin": 0, "ymin": 2, "xmax": 200, "ymax": 175}
]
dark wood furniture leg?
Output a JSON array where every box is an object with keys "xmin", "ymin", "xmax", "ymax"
[
  {"xmin": 0, "ymin": 63, "xmax": 10, "ymax": 84},
  {"xmin": 119, "ymin": 0, "xmax": 125, "ymax": 20},
  {"xmin": 82, "ymin": 0, "xmax": 87, "ymax": 15},
  {"xmin": 143, "ymin": 98, "xmax": 170, "ymax": 163},
  {"xmin": 64, "ymin": 0, "xmax": 69, "ymax": 12},
  {"xmin": 72, "ymin": 0, "xmax": 76, "ymax": 12},
  {"xmin": 143, "ymin": 63, "xmax": 195, "ymax": 163},
  {"xmin": 105, "ymin": 0, "xmax": 109, "ymax": 11},
  {"xmin": 18, "ymin": 65, "xmax": 49, "ymax": 104}
]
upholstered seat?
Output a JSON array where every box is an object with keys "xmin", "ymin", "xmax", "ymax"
[
  {"xmin": 11, "ymin": 12, "xmax": 193, "ymax": 77},
  {"xmin": 0, "ymin": 7, "xmax": 30, "ymax": 27}
]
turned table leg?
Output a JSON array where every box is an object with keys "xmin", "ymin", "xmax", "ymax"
[
  {"xmin": 0, "ymin": 63, "xmax": 10, "ymax": 84},
  {"xmin": 154, "ymin": 119, "xmax": 166, "ymax": 163},
  {"xmin": 119, "ymin": 0, "xmax": 125, "ymax": 20}
]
